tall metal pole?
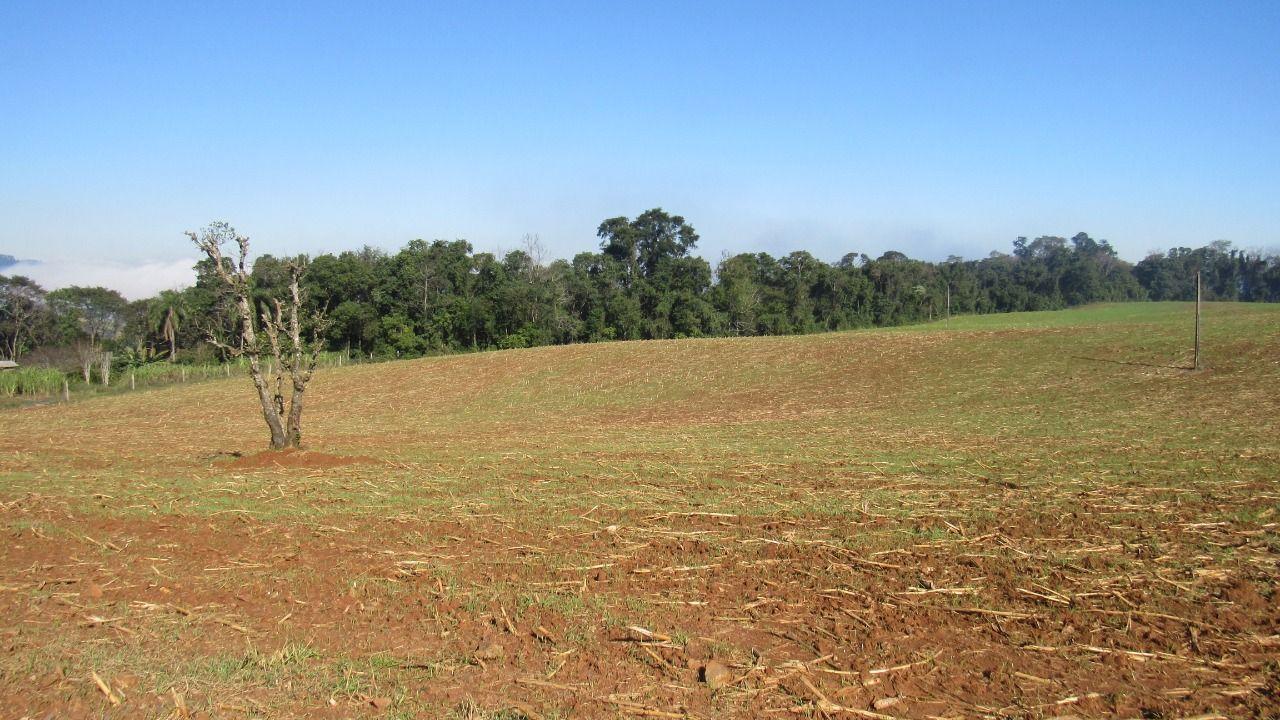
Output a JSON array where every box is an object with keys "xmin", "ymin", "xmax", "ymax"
[{"xmin": 1194, "ymin": 270, "xmax": 1202, "ymax": 370}]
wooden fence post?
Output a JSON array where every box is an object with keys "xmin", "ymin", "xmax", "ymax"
[
  {"xmin": 945, "ymin": 285, "xmax": 951, "ymax": 328},
  {"xmin": 1194, "ymin": 270, "xmax": 1202, "ymax": 370}
]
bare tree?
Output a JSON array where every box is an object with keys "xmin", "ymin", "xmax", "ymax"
[
  {"xmin": 98, "ymin": 351, "xmax": 112, "ymax": 386},
  {"xmin": 522, "ymin": 233, "xmax": 547, "ymax": 272},
  {"xmin": 74, "ymin": 341, "xmax": 98, "ymax": 384},
  {"xmin": 187, "ymin": 222, "xmax": 329, "ymax": 449}
]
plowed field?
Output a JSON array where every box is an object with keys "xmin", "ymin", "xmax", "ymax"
[{"xmin": 2, "ymin": 303, "xmax": 1277, "ymax": 718}]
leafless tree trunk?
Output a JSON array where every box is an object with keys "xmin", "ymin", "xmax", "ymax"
[
  {"xmin": 75, "ymin": 341, "xmax": 96, "ymax": 384},
  {"xmin": 187, "ymin": 222, "xmax": 329, "ymax": 450},
  {"xmin": 99, "ymin": 351, "xmax": 111, "ymax": 386}
]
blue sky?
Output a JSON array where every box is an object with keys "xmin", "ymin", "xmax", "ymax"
[{"xmin": 2, "ymin": 1, "xmax": 1278, "ymax": 296}]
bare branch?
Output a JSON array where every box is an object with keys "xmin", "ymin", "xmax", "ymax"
[{"xmin": 202, "ymin": 330, "xmax": 244, "ymax": 358}]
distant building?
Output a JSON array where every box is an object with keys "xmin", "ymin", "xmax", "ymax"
[{"xmin": 0, "ymin": 361, "xmax": 18, "ymax": 370}]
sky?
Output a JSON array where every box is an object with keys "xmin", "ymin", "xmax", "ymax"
[{"xmin": 2, "ymin": 1, "xmax": 1278, "ymax": 298}]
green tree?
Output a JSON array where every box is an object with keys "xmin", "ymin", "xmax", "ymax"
[
  {"xmin": 0, "ymin": 275, "xmax": 50, "ymax": 361},
  {"xmin": 47, "ymin": 285, "xmax": 129, "ymax": 382}
]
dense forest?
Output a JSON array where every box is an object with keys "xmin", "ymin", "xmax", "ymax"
[{"xmin": 2, "ymin": 209, "xmax": 1278, "ymax": 375}]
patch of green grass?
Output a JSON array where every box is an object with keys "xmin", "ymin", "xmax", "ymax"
[
  {"xmin": 186, "ymin": 642, "xmax": 322, "ymax": 688},
  {"xmin": 532, "ymin": 591, "xmax": 588, "ymax": 616}
]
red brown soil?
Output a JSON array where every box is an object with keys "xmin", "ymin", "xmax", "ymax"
[
  {"xmin": 224, "ymin": 448, "xmax": 379, "ymax": 470},
  {"xmin": 1, "ymin": 491, "xmax": 1277, "ymax": 719}
]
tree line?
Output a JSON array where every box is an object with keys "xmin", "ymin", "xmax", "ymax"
[{"xmin": 2, "ymin": 209, "xmax": 1278, "ymax": 371}]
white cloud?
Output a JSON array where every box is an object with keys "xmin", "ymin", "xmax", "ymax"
[{"xmin": 7, "ymin": 259, "xmax": 197, "ymax": 300}]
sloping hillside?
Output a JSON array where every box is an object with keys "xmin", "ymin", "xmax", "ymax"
[{"xmin": 1, "ymin": 302, "xmax": 1277, "ymax": 718}]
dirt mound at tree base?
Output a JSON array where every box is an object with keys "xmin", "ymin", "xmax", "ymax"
[{"xmin": 223, "ymin": 448, "xmax": 379, "ymax": 470}]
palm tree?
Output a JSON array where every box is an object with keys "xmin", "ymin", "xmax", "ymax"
[{"xmin": 149, "ymin": 290, "xmax": 187, "ymax": 362}]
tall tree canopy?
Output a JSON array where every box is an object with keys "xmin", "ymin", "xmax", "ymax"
[{"xmin": 7, "ymin": 213, "xmax": 1279, "ymax": 372}]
